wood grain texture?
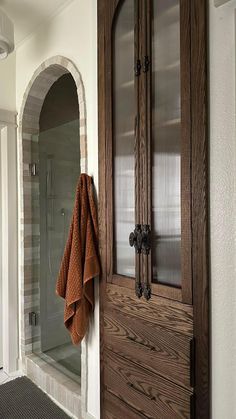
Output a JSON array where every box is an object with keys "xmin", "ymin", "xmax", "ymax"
[
  {"xmin": 104, "ymin": 306, "xmax": 192, "ymax": 389},
  {"xmin": 98, "ymin": 0, "xmax": 106, "ymax": 415},
  {"xmin": 139, "ymin": 0, "xmax": 149, "ymax": 292},
  {"xmin": 151, "ymin": 282, "xmax": 182, "ymax": 302},
  {"xmin": 98, "ymin": 0, "xmax": 210, "ymax": 417},
  {"xmin": 104, "ymin": 349, "xmax": 192, "ymax": 419},
  {"xmin": 105, "ymin": 0, "xmax": 118, "ymax": 284},
  {"xmin": 134, "ymin": 0, "xmax": 142, "ymax": 292},
  {"xmin": 180, "ymin": 0, "xmax": 192, "ymax": 304},
  {"xmin": 191, "ymin": 0, "xmax": 210, "ymax": 418},
  {"xmin": 104, "ymin": 391, "xmax": 147, "ymax": 419},
  {"xmin": 105, "ymin": 284, "xmax": 193, "ymax": 336}
]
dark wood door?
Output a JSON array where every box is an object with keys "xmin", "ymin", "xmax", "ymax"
[{"xmin": 98, "ymin": 1, "xmax": 209, "ymax": 418}]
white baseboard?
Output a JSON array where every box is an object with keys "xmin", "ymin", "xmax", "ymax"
[{"xmin": 85, "ymin": 413, "xmax": 96, "ymax": 419}]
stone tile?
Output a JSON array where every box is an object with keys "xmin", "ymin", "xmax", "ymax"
[{"xmin": 73, "ymin": 393, "xmax": 82, "ymax": 419}]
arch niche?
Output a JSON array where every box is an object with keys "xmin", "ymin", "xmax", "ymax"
[{"xmin": 18, "ymin": 56, "xmax": 88, "ymax": 417}]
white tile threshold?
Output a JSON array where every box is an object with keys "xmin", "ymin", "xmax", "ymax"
[{"xmin": 26, "ymin": 354, "xmax": 81, "ymax": 418}]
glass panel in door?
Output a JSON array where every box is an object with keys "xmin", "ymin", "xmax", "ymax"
[
  {"xmin": 152, "ymin": 0, "xmax": 181, "ymax": 287},
  {"xmin": 113, "ymin": 0, "xmax": 136, "ymax": 277}
]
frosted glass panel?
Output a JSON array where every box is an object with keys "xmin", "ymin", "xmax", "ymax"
[
  {"xmin": 152, "ymin": 0, "xmax": 181, "ymax": 287},
  {"xmin": 113, "ymin": 0, "xmax": 135, "ymax": 277}
]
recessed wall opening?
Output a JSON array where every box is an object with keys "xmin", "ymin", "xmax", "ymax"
[
  {"xmin": 19, "ymin": 56, "xmax": 88, "ymax": 417},
  {"xmin": 31, "ymin": 73, "xmax": 81, "ymax": 383}
]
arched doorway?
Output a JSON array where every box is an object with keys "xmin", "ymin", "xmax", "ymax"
[{"xmin": 18, "ymin": 56, "xmax": 87, "ymax": 417}]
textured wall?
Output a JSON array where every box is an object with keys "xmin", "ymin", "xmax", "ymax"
[{"xmin": 210, "ymin": 1, "xmax": 236, "ymax": 418}]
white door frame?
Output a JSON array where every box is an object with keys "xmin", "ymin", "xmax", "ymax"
[{"xmin": 0, "ymin": 109, "xmax": 19, "ymax": 374}]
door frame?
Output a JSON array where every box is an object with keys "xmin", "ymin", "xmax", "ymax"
[
  {"xmin": 98, "ymin": 0, "xmax": 210, "ymax": 418},
  {"xmin": 0, "ymin": 109, "xmax": 19, "ymax": 374}
]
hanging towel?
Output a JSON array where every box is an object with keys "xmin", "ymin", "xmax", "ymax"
[{"xmin": 56, "ymin": 174, "xmax": 100, "ymax": 345}]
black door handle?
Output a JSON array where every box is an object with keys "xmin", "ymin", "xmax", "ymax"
[{"xmin": 129, "ymin": 224, "xmax": 151, "ymax": 255}]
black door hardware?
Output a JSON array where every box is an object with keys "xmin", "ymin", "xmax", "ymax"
[
  {"xmin": 143, "ymin": 56, "xmax": 150, "ymax": 73},
  {"xmin": 129, "ymin": 224, "xmax": 151, "ymax": 255},
  {"xmin": 134, "ymin": 59, "xmax": 142, "ymax": 76}
]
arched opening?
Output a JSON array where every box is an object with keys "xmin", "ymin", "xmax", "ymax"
[
  {"xmin": 33, "ymin": 73, "xmax": 81, "ymax": 381},
  {"xmin": 18, "ymin": 57, "xmax": 87, "ymax": 416}
]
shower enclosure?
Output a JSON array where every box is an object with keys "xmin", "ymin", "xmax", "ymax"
[{"xmin": 31, "ymin": 119, "xmax": 81, "ymax": 383}]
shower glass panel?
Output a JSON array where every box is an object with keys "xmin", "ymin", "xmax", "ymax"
[{"xmin": 31, "ymin": 119, "xmax": 81, "ymax": 383}]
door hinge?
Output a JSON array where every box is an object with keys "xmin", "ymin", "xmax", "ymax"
[
  {"xmin": 190, "ymin": 337, "xmax": 196, "ymax": 388},
  {"xmin": 29, "ymin": 312, "xmax": 37, "ymax": 326},
  {"xmin": 143, "ymin": 56, "xmax": 150, "ymax": 73},
  {"xmin": 134, "ymin": 59, "xmax": 142, "ymax": 77}
]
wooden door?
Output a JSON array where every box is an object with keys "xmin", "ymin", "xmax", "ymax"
[{"xmin": 98, "ymin": 1, "xmax": 209, "ymax": 418}]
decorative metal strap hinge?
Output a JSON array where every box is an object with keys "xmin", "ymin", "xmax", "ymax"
[
  {"xmin": 143, "ymin": 56, "xmax": 150, "ymax": 73},
  {"xmin": 143, "ymin": 283, "xmax": 151, "ymax": 301},
  {"xmin": 129, "ymin": 224, "xmax": 152, "ymax": 300},
  {"xmin": 134, "ymin": 59, "xmax": 142, "ymax": 77},
  {"xmin": 135, "ymin": 281, "xmax": 143, "ymax": 299}
]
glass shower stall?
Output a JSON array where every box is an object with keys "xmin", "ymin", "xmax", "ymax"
[{"xmin": 31, "ymin": 119, "xmax": 81, "ymax": 383}]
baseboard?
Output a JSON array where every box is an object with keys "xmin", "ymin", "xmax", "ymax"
[{"xmin": 85, "ymin": 413, "xmax": 96, "ymax": 419}]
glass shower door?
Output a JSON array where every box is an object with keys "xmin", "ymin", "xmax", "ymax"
[{"xmin": 31, "ymin": 119, "xmax": 81, "ymax": 382}]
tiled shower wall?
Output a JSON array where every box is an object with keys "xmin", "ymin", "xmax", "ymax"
[
  {"xmin": 38, "ymin": 120, "xmax": 80, "ymax": 353},
  {"xmin": 18, "ymin": 56, "xmax": 88, "ymax": 417}
]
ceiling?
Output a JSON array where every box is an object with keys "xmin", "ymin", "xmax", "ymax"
[{"xmin": 0, "ymin": 0, "xmax": 73, "ymax": 46}]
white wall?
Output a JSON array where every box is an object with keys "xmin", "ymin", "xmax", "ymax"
[
  {"xmin": 0, "ymin": 51, "xmax": 16, "ymax": 111},
  {"xmin": 0, "ymin": 49, "xmax": 17, "ymax": 374},
  {"xmin": 210, "ymin": 1, "xmax": 236, "ymax": 418},
  {"xmin": 0, "ymin": 119, "xmax": 18, "ymax": 374},
  {"xmin": 16, "ymin": 1, "xmax": 99, "ymax": 417}
]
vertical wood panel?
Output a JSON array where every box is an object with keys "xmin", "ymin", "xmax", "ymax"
[
  {"xmin": 180, "ymin": 0, "xmax": 192, "ymax": 304},
  {"xmin": 191, "ymin": 0, "xmax": 210, "ymax": 418},
  {"xmin": 98, "ymin": 1, "xmax": 106, "ymax": 415},
  {"xmin": 105, "ymin": 2, "xmax": 118, "ymax": 284},
  {"xmin": 134, "ymin": 0, "xmax": 142, "ymax": 293},
  {"xmin": 139, "ymin": 0, "xmax": 149, "ymax": 295}
]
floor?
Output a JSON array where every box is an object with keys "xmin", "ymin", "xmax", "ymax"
[{"xmin": 0, "ymin": 369, "xmax": 22, "ymax": 385}]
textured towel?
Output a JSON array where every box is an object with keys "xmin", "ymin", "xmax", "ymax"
[{"xmin": 56, "ymin": 174, "xmax": 100, "ymax": 345}]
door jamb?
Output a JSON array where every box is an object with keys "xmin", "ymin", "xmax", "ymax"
[
  {"xmin": 191, "ymin": 1, "xmax": 210, "ymax": 417},
  {"xmin": 0, "ymin": 109, "xmax": 19, "ymax": 374}
]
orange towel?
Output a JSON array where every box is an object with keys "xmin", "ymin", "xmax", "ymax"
[{"xmin": 56, "ymin": 174, "xmax": 100, "ymax": 345}]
